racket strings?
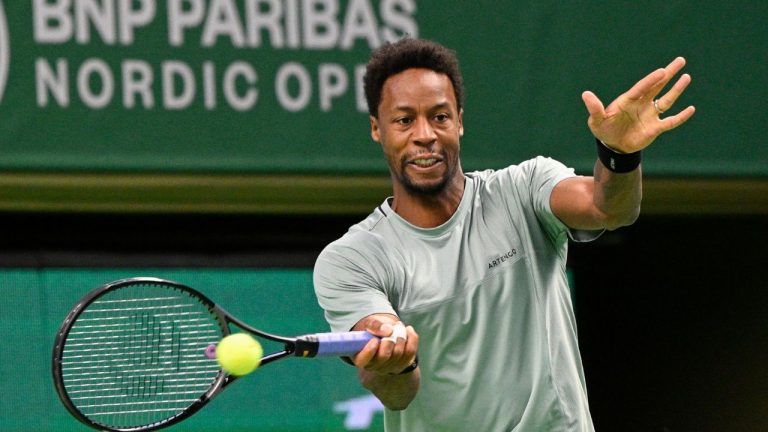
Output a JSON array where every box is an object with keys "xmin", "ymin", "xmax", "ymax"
[{"xmin": 60, "ymin": 283, "xmax": 223, "ymax": 429}]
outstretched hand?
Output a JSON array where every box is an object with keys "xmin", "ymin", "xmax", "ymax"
[{"xmin": 582, "ymin": 57, "xmax": 696, "ymax": 153}]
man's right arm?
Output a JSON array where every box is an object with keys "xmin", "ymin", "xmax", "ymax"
[{"xmin": 351, "ymin": 313, "xmax": 420, "ymax": 410}]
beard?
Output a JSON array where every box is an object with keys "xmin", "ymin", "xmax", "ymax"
[{"xmin": 393, "ymin": 152, "xmax": 459, "ymax": 196}]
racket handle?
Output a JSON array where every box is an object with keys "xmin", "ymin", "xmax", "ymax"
[{"xmin": 296, "ymin": 331, "xmax": 376, "ymax": 357}]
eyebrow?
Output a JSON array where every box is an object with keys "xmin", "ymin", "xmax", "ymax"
[{"xmin": 392, "ymin": 101, "xmax": 452, "ymax": 113}]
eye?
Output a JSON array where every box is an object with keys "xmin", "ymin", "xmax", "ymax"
[
  {"xmin": 395, "ymin": 117, "xmax": 413, "ymax": 126},
  {"xmin": 434, "ymin": 113, "xmax": 449, "ymax": 122}
]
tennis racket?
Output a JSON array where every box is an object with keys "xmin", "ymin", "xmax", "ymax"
[{"xmin": 52, "ymin": 277, "xmax": 375, "ymax": 432}]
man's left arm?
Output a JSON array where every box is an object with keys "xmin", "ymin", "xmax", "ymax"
[{"xmin": 552, "ymin": 56, "xmax": 696, "ymax": 231}]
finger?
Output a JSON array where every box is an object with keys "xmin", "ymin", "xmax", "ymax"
[
  {"xmin": 403, "ymin": 326, "xmax": 419, "ymax": 361},
  {"xmin": 363, "ymin": 320, "xmax": 402, "ymax": 368},
  {"xmin": 361, "ymin": 337, "xmax": 399, "ymax": 373},
  {"xmin": 378, "ymin": 324, "xmax": 414, "ymax": 372},
  {"xmin": 622, "ymin": 68, "xmax": 666, "ymax": 100},
  {"xmin": 390, "ymin": 333, "xmax": 407, "ymax": 359},
  {"xmin": 646, "ymin": 57, "xmax": 688, "ymax": 99},
  {"xmin": 381, "ymin": 327, "xmax": 418, "ymax": 374},
  {"xmin": 365, "ymin": 320, "xmax": 394, "ymax": 338},
  {"xmin": 365, "ymin": 326, "xmax": 417, "ymax": 374},
  {"xmin": 358, "ymin": 336, "xmax": 395, "ymax": 372},
  {"xmin": 352, "ymin": 337, "xmax": 380, "ymax": 368},
  {"xmin": 662, "ymin": 56, "xmax": 687, "ymax": 79},
  {"xmin": 378, "ymin": 334, "xmax": 396, "ymax": 358},
  {"xmin": 382, "ymin": 321, "xmax": 407, "ymax": 344},
  {"xmin": 658, "ymin": 105, "xmax": 696, "ymax": 132},
  {"xmin": 655, "ymin": 73, "xmax": 692, "ymax": 113},
  {"xmin": 581, "ymin": 91, "xmax": 606, "ymax": 118}
]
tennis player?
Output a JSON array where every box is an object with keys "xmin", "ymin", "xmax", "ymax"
[{"xmin": 314, "ymin": 38, "xmax": 694, "ymax": 431}]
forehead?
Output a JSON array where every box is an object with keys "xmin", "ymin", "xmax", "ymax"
[{"xmin": 379, "ymin": 68, "xmax": 457, "ymax": 111}]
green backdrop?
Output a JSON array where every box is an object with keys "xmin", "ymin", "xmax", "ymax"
[
  {"xmin": 0, "ymin": 0, "xmax": 764, "ymax": 177},
  {"xmin": 1, "ymin": 268, "xmax": 384, "ymax": 431}
]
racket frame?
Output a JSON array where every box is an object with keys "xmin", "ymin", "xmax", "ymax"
[{"xmin": 52, "ymin": 277, "xmax": 305, "ymax": 432}]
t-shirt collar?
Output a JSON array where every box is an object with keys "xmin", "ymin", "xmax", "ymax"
[{"xmin": 381, "ymin": 176, "xmax": 474, "ymax": 237}]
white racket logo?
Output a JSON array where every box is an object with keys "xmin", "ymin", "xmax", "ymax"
[{"xmin": 0, "ymin": 1, "xmax": 9, "ymax": 105}]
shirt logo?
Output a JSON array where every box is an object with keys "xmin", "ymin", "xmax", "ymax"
[{"xmin": 488, "ymin": 249, "xmax": 517, "ymax": 269}]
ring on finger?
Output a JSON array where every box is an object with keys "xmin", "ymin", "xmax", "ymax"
[{"xmin": 653, "ymin": 99, "xmax": 666, "ymax": 115}]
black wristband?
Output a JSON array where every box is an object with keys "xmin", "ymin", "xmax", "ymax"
[
  {"xmin": 394, "ymin": 356, "xmax": 419, "ymax": 375},
  {"xmin": 595, "ymin": 138, "xmax": 641, "ymax": 173}
]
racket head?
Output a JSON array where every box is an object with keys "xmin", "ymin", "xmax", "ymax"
[{"xmin": 52, "ymin": 277, "xmax": 230, "ymax": 432}]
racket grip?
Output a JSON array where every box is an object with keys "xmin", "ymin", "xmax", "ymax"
[{"xmin": 301, "ymin": 331, "xmax": 376, "ymax": 357}]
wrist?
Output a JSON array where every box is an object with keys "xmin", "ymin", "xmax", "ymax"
[
  {"xmin": 595, "ymin": 138, "xmax": 641, "ymax": 173},
  {"xmin": 391, "ymin": 357, "xmax": 419, "ymax": 375}
]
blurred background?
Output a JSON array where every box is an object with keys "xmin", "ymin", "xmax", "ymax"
[{"xmin": 1, "ymin": 1, "xmax": 766, "ymax": 431}]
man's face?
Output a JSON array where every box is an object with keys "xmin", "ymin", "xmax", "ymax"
[{"xmin": 370, "ymin": 68, "xmax": 464, "ymax": 196}]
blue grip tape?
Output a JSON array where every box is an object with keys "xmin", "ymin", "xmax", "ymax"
[{"xmin": 315, "ymin": 331, "xmax": 375, "ymax": 356}]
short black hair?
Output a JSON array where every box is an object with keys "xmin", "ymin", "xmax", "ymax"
[{"xmin": 363, "ymin": 38, "xmax": 464, "ymax": 118}]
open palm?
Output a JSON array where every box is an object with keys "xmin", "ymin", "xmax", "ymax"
[{"xmin": 582, "ymin": 57, "xmax": 696, "ymax": 154}]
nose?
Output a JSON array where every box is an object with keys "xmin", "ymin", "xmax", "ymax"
[{"xmin": 412, "ymin": 116, "xmax": 437, "ymax": 146}]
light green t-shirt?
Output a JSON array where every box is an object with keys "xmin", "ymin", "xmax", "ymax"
[{"xmin": 314, "ymin": 157, "xmax": 599, "ymax": 431}]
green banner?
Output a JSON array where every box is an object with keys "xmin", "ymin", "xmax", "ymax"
[
  {"xmin": 0, "ymin": 1, "xmax": 764, "ymax": 176},
  {"xmin": 1, "ymin": 268, "xmax": 384, "ymax": 431}
]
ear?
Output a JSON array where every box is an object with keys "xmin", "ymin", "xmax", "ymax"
[
  {"xmin": 370, "ymin": 115, "xmax": 381, "ymax": 142},
  {"xmin": 458, "ymin": 108, "xmax": 464, "ymax": 137}
]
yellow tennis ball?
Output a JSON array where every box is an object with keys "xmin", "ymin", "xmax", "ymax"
[{"xmin": 216, "ymin": 333, "xmax": 263, "ymax": 376}]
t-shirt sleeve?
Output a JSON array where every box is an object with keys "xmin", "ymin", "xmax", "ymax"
[
  {"xmin": 518, "ymin": 156, "xmax": 603, "ymax": 244},
  {"xmin": 313, "ymin": 236, "xmax": 397, "ymax": 333}
]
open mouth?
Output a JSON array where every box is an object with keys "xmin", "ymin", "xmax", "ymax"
[
  {"xmin": 407, "ymin": 154, "xmax": 444, "ymax": 170},
  {"xmin": 411, "ymin": 157, "xmax": 439, "ymax": 168}
]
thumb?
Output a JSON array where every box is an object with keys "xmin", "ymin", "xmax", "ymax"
[
  {"xmin": 366, "ymin": 320, "xmax": 394, "ymax": 337},
  {"xmin": 581, "ymin": 91, "xmax": 605, "ymax": 118}
]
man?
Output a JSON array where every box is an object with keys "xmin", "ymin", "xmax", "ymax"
[{"xmin": 314, "ymin": 38, "xmax": 694, "ymax": 431}]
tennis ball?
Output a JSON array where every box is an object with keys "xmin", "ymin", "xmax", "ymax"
[{"xmin": 216, "ymin": 333, "xmax": 263, "ymax": 376}]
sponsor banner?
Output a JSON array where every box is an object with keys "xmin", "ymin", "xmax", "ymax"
[
  {"xmin": 0, "ymin": 1, "xmax": 764, "ymax": 176},
  {"xmin": 0, "ymin": 0, "xmax": 416, "ymax": 173}
]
